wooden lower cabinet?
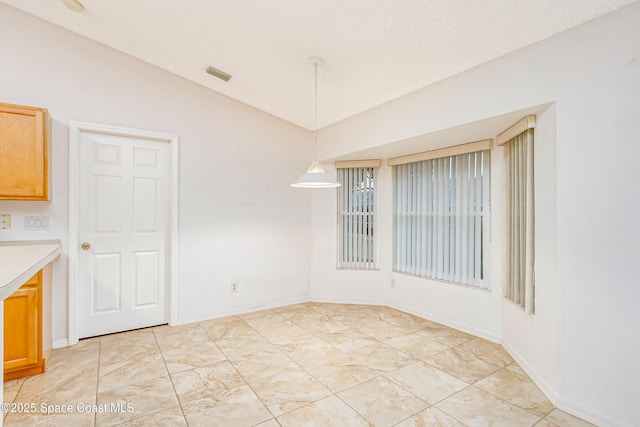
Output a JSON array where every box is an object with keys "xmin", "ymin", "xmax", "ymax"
[{"xmin": 4, "ymin": 270, "xmax": 49, "ymax": 380}]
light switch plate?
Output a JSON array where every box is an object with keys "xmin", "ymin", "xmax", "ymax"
[{"xmin": 25, "ymin": 216, "xmax": 50, "ymax": 231}]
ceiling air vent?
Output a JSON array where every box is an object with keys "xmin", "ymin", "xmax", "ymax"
[{"xmin": 205, "ymin": 66, "xmax": 232, "ymax": 82}]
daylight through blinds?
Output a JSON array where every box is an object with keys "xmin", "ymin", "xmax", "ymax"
[
  {"xmin": 337, "ymin": 167, "xmax": 376, "ymax": 269},
  {"xmin": 393, "ymin": 151, "xmax": 490, "ymax": 287}
]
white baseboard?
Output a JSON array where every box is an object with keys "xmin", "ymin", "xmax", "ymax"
[
  {"xmin": 175, "ymin": 295, "xmax": 312, "ymax": 325},
  {"xmin": 311, "ymin": 296, "xmax": 386, "ymax": 306},
  {"xmin": 502, "ymin": 338, "xmax": 630, "ymax": 426},
  {"xmin": 556, "ymin": 395, "xmax": 633, "ymax": 427},
  {"xmin": 388, "ymin": 302, "xmax": 502, "ymax": 343},
  {"xmin": 52, "ymin": 338, "xmax": 69, "ymax": 349},
  {"xmin": 500, "ymin": 337, "xmax": 558, "ymax": 406},
  {"xmin": 502, "ymin": 339, "xmax": 633, "ymax": 427}
]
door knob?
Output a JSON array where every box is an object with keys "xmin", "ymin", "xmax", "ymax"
[{"xmin": 81, "ymin": 242, "xmax": 91, "ymax": 250}]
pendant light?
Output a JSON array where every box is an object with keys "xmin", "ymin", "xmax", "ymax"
[{"xmin": 291, "ymin": 57, "xmax": 341, "ymax": 188}]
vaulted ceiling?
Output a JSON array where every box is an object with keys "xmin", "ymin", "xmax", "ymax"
[{"xmin": 2, "ymin": 0, "xmax": 636, "ymax": 129}]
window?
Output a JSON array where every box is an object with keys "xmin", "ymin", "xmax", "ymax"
[
  {"xmin": 336, "ymin": 161, "xmax": 379, "ymax": 269},
  {"xmin": 392, "ymin": 144, "xmax": 491, "ymax": 288},
  {"xmin": 499, "ymin": 116, "xmax": 535, "ymax": 313}
]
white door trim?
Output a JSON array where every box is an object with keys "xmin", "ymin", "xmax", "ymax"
[{"xmin": 68, "ymin": 121, "xmax": 179, "ymax": 346}]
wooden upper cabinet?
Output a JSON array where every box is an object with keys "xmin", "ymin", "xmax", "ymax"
[{"xmin": 0, "ymin": 102, "xmax": 51, "ymax": 200}]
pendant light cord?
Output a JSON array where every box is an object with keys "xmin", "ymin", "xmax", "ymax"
[{"xmin": 313, "ymin": 61, "xmax": 319, "ymax": 163}]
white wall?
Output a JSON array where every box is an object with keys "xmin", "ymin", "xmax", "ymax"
[
  {"xmin": 0, "ymin": 5, "xmax": 313, "ymax": 340},
  {"xmin": 2, "ymin": 3, "xmax": 639, "ymax": 425},
  {"xmin": 313, "ymin": 3, "xmax": 640, "ymax": 426},
  {"xmin": 497, "ymin": 104, "xmax": 559, "ymax": 403},
  {"xmin": 310, "ymin": 163, "xmax": 391, "ymax": 306},
  {"xmin": 552, "ymin": 7, "xmax": 640, "ymax": 425}
]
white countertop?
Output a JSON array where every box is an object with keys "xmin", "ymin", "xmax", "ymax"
[{"xmin": 0, "ymin": 241, "xmax": 62, "ymax": 300}]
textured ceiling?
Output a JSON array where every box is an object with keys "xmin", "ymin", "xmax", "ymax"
[{"xmin": 2, "ymin": 0, "xmax": 637, "ymax": 129}]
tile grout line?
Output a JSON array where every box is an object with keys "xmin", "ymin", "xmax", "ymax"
[
  {"xmin": 2, "ymin": 379, "xmax": 24, "ymax": 424},
  {"xmin": 98, "ymin": 328, "xmax": 183, "ymax": 426},
  {"xmin": 316, "ymin": 304, "xmax": 425, "ymax": 424},
  {"xmin": 241, "ymin": 305, "xmax": 383, "ymax": 425},
  {"xmin": 288, "ymin": 305, "xmax": 522, "ymax": 425},
  {"xmin": 266, "ymin": 306, "xmax": 424, "ymax": 425},
  {"xmin": 94, "ymin": 336, "xmax": 102, "ymax": 427},
  {"xmin": 199, "ymin": 319, "xmax": 281, "ymax": 425},
  {"xmin": 2, "ymin": 303, "xmax": 570, "ymax": 426},
  {"xmin": 305, "ymin": 309, "xmax": 398, "ymax": 418},
  {"xmin": 472, "ymin": 369, "xmax": 554, "ymax": 422},
  {"xmin": 240, "ymin": 310, "xmax": 335, "ymax": 423},
  {"xmin": 152, "ymin": 326, "xmax": 192, "ymax": 427}
]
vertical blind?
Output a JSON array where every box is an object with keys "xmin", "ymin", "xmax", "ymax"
[
  {"xmin": 337, "ymin": 167, "xmax": 376, "ymax": 269},
  {"xmin": 393, "ymin": 151, "xmax": 490, "ymax": 288},
  {"xmin": 504, "ymin": 128, "xmax": 535, "ymax": 313}
]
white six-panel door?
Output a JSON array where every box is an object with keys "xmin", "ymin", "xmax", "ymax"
[{"xmin": 77, "ymin": 131, "xmax": 170, "ymax": 339}]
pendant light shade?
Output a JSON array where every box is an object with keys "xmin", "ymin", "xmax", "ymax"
[
  {"xmin": 291, "ymin": 57, "xmax": 340, "ymax": 189},
  {"xmin": 291, "ymin": 161, "xmax": 340, "ymax": 188}
]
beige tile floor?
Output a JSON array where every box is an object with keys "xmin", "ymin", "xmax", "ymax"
[{"xmin": 3, "ymin": 303, "xmax": 596, "ymax": 426}]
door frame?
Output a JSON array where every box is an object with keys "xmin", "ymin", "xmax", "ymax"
[{"xmin": 68, "ymin": 121, "xmax": 179, "ymax": 346}]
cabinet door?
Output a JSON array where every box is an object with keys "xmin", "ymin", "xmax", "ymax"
[
  {"xmin": 0, "ymin": 102, "xmax": 49, "ymax": 200},
  {"xmin": 4, "ymin": 286, "xmax": 40, "ymax": 371}
]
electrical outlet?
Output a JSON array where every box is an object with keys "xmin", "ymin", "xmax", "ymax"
[
  {"xmin": 390, "ymin": 279, "xmax": 396, "ymax": 288},
  {"xmin": 230, "ymin": 283, "xmax": 238, "ymax": 293},
  {"xmin": 0, "ymin": 214, "xmax": 11, "ymax": 229},
  {"xmin": 0, "ymin": 214, "xmax": 10, "ymax": 229}
]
